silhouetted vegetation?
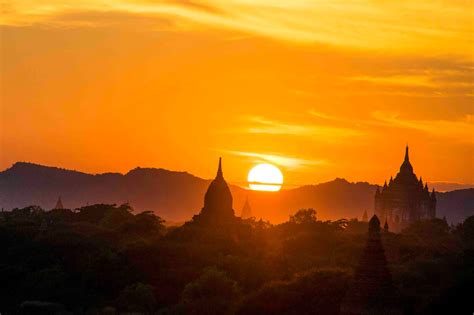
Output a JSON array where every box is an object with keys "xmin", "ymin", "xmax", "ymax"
[{"xmin": 0, "ymin": 204, "xmax": 472, "ymax": 314}]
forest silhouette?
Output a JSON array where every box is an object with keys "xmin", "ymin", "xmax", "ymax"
[
  {"xmin": 2, "ymin": 203, "xmax": 472, "ymax": 314},
  {"xmin": 0, "ymin": 160, "xmax": 473, "ymax": 314}
]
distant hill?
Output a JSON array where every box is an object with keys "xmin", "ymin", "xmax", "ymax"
[
  {"xmin": 240, "ymin": 178, "xmax": 379, "ymax": 223},
  {"xmin": 0, "ymin": 162, "xmax": 472, "ymax": 224},
  {"xmin": 427, "ymin": 182, "xmax": 474, "ymax": 192},
  {"xmin": 0, "ymin": 162, "xmax": 212, "ymax": 222},
  {"xmin": 436, "ymin": 189, "xmax": 474, "ymax": 224}
]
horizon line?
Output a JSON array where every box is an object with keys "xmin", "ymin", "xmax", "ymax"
[{"xmin": 2, "ymin": 161, "xmax": 474, "ymax": 190}]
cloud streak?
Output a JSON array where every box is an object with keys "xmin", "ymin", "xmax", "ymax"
[
  {"xmin": 221, "ymin": 150, "xmax": 327, "ymax": 169},
  {"xmin": 371, "ymin": 111, "xmax": 474, "ymax": 142},
  {"xmin": 245, "ymin": 116, "xmax": 363, "ymax": 140},
  {"xmin": 309, "ymin": 109, "xmax": 474, "ymax": 143},
  {"xmin": 2, "ymin": 0, "xmax": 473, "ymax": 54}
]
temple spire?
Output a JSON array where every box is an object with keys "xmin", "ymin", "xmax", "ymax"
[
  {"xmin": 54, "ymin": 196, "xmax": 64, "ymax": 209},
  {"xmin": 362, "ymin": 210, "xmax": 368, "ymax": 222},
  {"xmin": 241, "ymin": 195, "xmax": 252, "ymax": 219},
  {"xmin": 216, "ymin": 157, "xmax": 223, "ymax": 179},
  {"xmin": 399, "ymin": 144, "xmax": 413, "ymax": 174}
]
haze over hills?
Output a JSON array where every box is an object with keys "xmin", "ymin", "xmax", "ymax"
[
  {"xmin": 426, "ymin": 182, "xmax": 474, "ymax": 192},
  {"xmin": 0, "ymin": 162, "xmax": 472, "ymax": 224}
]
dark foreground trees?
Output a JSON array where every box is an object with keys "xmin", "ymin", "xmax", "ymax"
[
  {"xmin": 0, "ymin": 205, "xmax": 472, "ymax": 314},
  {"xmin": 237, "ymin": 269, "xmax": 349, "ymax": 315}
]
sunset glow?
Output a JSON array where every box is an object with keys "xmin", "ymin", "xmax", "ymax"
[
  {"xmin": 1, "ymin": 3, "xmax": 473, "ymax": 312},
  {"xmin": 1, "ymin": 0, "xmax": 473, "ymax": 186}
]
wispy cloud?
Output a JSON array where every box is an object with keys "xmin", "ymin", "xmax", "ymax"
[
  {"xmin": 343, "ymin": 61, "xmax": 474, "ymax": 97},
  {"xmin": 371, "ymin": 111, "xmax": 474, "ymax": 141},
  {"xmin": 221, "ymin": 149, "xmax": 327, "ymax": 169},
  {"xmin": 308, "ymin": 110, "xmax": 344, "ymax": 122},
  {"xmin": 308, "ymin": 109, "xmax": 474, "ymax": 142},
  {"xmin": 348, "ymin": 75, "xmax": 436, "ymax": 88},
  {"xmin": 244, "ymin": 116, "xmax": 363, "ymax": 140},
  {"xmin": 2, "ymin": 1, "xmax": 473, "ymax": 54}
]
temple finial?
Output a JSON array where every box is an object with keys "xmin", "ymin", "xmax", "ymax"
[
  {"xmin": 216, "ymin": 157, "xmax": 223, "ymax": 179},
  {"xmin": 404, "ymin": 144, "xmax": 409, "ymax": 162}
]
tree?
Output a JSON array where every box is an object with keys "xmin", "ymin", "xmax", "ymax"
[
  {"xmin": 117, "ymin": 282, "xmax": 157, "ymax": 314},
  {"xmin": 459, "ymin": 216, "xmax": 474, "ymax": 249},
  {"xmin": 181, "ymin": 267, "xmax": 240, "ymax": 315},
  {"xmin": 120, "ymin": 211, "xmax": 165, "ymax": 238},
  {"xmin": 100, "ymin": 203, "xmax": 134, "ymax": 229},
  {"xmin": 11, "ymin": 205, "xmax": 44, "ymax": 221},
  {"xmin": 237, "ymin": 269, "xmax": 349, "ymax": 315},
  {"xmin": 289, "ymin": 209, "xmax": 317, "ymax": 225},
  {"xmin": 47, "ymin": 208, "xmax": 74, "ymax": 222},
  {"xmin": 76, "ymin": 204, "xmax": 116, "ymax": 224}
]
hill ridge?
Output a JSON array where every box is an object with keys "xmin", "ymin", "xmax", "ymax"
[{"xmin": 1, "ymin": 162, "xmax": 472, "ymax": 224}]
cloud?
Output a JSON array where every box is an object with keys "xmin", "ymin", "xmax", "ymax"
[
  {"xmin": 342, "ymin": 56, "xmax": 474, "ymax": 92},
  {"xmin": 348, "ymin": 75, "xmax": 436, "ymax": 88},
  {"xmin": 308, "ymin": 108, "xmax": 474, "ymax": 143},
  {"xmin": 2, "ymin": 1, "xmax": 473, "ymax": 54},
  {"xmin": 165, "ymin": 0, "xmax": 225, "ymax": 15},
  {"xmin": 371, "ymin": 111, "xmax": 474, "ymax": 141},
  {"xmin": 244, "ymin": 116, "xmax": 363, "ymax": 140},
  {"xmin": 45, "ymin": 10, "xmax": 176, "ymax": 29},
  {"xmin": 221, "ymin": 150, "xmax": 327, "ymax": 169},
  {"xmin": 308, "ymin": 110, "xmax": 344, "ymax": 122}
]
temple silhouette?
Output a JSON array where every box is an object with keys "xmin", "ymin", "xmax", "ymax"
[
  {"xmin": 54, "ymin": 196, "xmax": 64, "ymax": 210},
  {"xmin": 240, "ymin": 196, "xmax": 252, "ymax": 219},
  {"xmin": 341, "ymin": 215, "xmax": 402, "ymax": 315},
  {"xmin": 193, "ymin": 158, "xmax": 236, "ymax": 224},
  {"xmin": 362, "ymin": 210, "xmax": 368, "ymax": 222},
  {"xmin": 375, "ymin": 146, "xmax": 436, "ymax": 232}
]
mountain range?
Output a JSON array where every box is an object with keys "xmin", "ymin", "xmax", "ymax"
[{"xmin": 0, "ymin": 162, "xmax": 472, "ymax": 224}]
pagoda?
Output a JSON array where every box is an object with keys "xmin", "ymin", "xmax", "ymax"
[
  {"xmin": 341, "ymin": 215, "xmax": 402, "ymax": 315},
  {"xmin": 54, "ymin": 196, "xmax": 64, "ymax": 210},
  {"xmin": 375, "ymin": 146, "xmax": 436, "ymax": 231},
  {"xmin": 240, "ymin": 196, "xmax": 252, "ymax": 219},
  {"xmin": 194, "ymin": 158, "xmax": 235, "ymax": 224}
]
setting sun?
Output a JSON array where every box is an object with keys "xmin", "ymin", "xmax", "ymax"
[{"xmin": 248, "ymin": 163, "xmax": 284, "ymax": 191}]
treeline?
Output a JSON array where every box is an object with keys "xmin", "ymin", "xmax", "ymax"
[{"xmin": 0, "ymin": 206, "xmax": 472, "ymax": 314}]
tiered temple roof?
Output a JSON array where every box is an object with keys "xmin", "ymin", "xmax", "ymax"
[{"xmin": 375, "ymin": 146, "xmax": 436, "ymax": 231}]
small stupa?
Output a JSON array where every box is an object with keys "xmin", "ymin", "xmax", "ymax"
[
  {"xmin": 54, "ymin": 196, "xmax": 64, "ymax": 210},
  {"xmin": 240, "ymin": 196, "xmax": 252, "ymax": 219}
]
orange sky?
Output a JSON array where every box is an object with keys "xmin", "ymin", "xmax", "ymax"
[{"xmin": 1, "ymin": 0, "xmax": 473, "ymax": 187}]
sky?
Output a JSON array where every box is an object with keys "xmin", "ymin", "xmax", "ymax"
[{"xmin": 1, "ymin": 0, "xmax": 473, "ymax": 187}]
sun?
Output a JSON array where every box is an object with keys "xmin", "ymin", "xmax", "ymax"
[{"xmin": 248, "ymin": 163, "xmax": 284, "ymax": 191}]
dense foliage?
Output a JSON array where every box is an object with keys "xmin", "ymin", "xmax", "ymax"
[{"xmin": 0, "ymin": 206, "xmax": 472, "ymax": 314}]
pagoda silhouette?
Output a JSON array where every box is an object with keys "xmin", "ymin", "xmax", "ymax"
[
  {"xmin": 192, "ymin": 158, "xmax": 236, "ymax": 224},
  {"xmin": 341, "ymin": 215, "xmax": 402, "ymax": 315},
  {"xmin": 240, "ymin": 196, "xmax": 252, "ymax": 219},
  {"xmin": 375, "ymin": 146, "xmax": 436, "ymax": 232},
  {"xmin": 362, "ymin": 210, "xmax": 368, "ymax": 222},
  {"xmin": 54, "ymin": 196, "xmax": 64, "ymax": 210}
]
